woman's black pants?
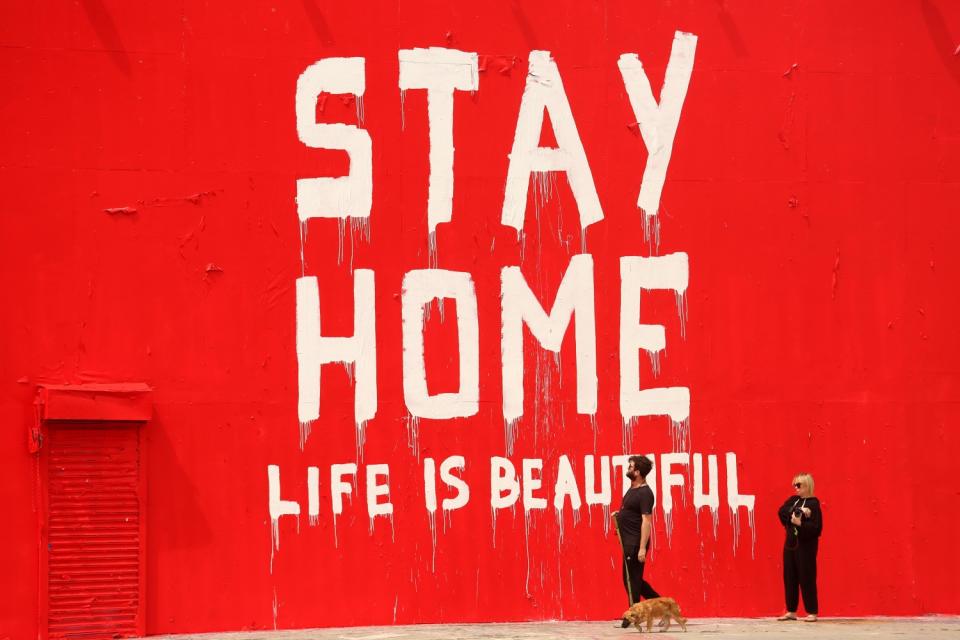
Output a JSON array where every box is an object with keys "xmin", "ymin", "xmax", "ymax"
[
  {"xmin": 623, "ymin": 545, "xmax": 660, "ymax": 605},
  {"xmin": 783, "ymin": 540, "xmax": 818, "ymax": 614}
]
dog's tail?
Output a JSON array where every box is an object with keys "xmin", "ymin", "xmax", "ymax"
[
  {"xmin": 674, "ymin": 605, "xmax": 688, "ymax": 625},
  {"xmin": 669, "ymin": 599, "xmax": 685, "ymax": 619}
]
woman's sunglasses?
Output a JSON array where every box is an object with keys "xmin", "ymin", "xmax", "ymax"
[{"xmin": 793, "ymin": 482, "xmax": 803, "ymax": 488}]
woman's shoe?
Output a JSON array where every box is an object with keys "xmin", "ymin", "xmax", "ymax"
[
  {"xmin": 801, "ymin": 615, "xmax": 818, "ymax": 622},
  {"xmin": 776, "ymin": 612, "xmax": 797, "ymax": 621}
]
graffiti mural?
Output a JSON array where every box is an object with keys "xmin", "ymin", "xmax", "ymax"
[{"xmin": 2, "ymin": 2, "xmax": 959, "ymax": 637}]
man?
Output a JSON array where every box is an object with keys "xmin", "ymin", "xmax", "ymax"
[{"xmin": 612, "ymin": 455, "xmax": 660, "ymax": 628}]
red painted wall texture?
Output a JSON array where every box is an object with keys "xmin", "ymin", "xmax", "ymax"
[{"xmin": 2, "ymin": 1, "xmax": 960, "ymax": 637}]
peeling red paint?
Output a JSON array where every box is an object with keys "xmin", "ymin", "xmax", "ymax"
[{"xmin": 478, "ymin": 54, "xmax": 520, "ymax": 76}]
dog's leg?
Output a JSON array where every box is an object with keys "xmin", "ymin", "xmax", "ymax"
[
  {"xmin": 646, "ymin": 614, "xmax": 654, "ymax": 633},
  {"xmin": 662, "ymin": 616, "xmax": 671, "ymax": 632},
  {"xmin": 677, "ymin": 615, "xmax": 687, "ymax": 632}
]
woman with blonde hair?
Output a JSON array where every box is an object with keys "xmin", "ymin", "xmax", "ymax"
[{"xmin": 776, "ymin": 472, "xmax": 822, "ymax": 622}]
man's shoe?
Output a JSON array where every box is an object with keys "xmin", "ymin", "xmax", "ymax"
[
  {"xmin": 801, "ymin": 615, "xmax": 818, "ymax": 622},
  {"xmin": 776, "ymin": 612, "xmax": 797, "ymax": 621},
  {"xmin": 619, "ymin": 618, "xmax": 632, "ymax": 628}
]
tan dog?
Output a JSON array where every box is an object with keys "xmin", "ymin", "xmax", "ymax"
[{"xmin": 622, "ymin": 597, "xmax": 687, "ymax": 632}]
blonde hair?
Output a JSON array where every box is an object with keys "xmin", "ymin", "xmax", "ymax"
[{"xmin": 793, "ymin": 473, "xmax": 815, "ymax": 496}]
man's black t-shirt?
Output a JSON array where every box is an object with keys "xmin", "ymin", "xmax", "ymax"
[{"xmin": 618, "ymin": 484, "xmax": 655, "ymax": 549}]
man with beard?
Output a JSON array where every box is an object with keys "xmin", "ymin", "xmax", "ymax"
[{"xmin": 613, "ymin": 455, "xmax": 660, "ymax": 628}]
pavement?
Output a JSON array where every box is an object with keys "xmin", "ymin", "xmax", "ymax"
[{"xmin": 152, "ymin": 616, "xmax": 960, "ymax": 639}]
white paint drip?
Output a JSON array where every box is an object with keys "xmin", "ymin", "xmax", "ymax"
[
  {"xmin": 356, "ymin": 94, "xmax": 365, "ymax": 125},
  {"xmin": 428, "ymin": 229, "xmax": 438, "ymax": 269},
  {"xmin": 590, "ymin": 413, "xmax": 598, "ymax": 452},
  {"xmin": 676, "ymin": 290, "xmax": 688, "ymax": 339},
  {"xmin": 531, "ymin": 170, "xmax": 557, "ymax": 224},
  {"xmin": 523, "ymin": 509, "xmax": 532, "ymax": 596},
  {"xmin": 504, "ymin": 417, "xmax": 519, "ymax": 456},
  {"xmin": 664, "ymin": 509, "xmax": 674, "ymax": 547},
  {"xmin": 621, "ymin": 416, "xmax": 635, "ymax": 455},
  {"xmin": 350, "ymin": 217, "xmax": 371, "ymax": 273},
  {"xmin": 697, "ymin": 536, "xmax": 709, "ymax": 603},
  {"xmin": 438, "ymin": 505, "xmax": 447, "ymax": 533},
  {"xmin": 649, "ymin": 349, "xmax": 661, "ymax": 378},
  {"xmin": 332, "ymin": 513, "xmax": 339, "ymax": 548},
  {"xmin": 642, "ymin": 211, "xmax": 661, "ymax": 253},
  {"xmin": 352, "ymin": 216, "xmax": 371, "ymax": 242},
  {"xmin": 355, "ymin": 419, "xmax": 367, "ymax": 463},
  {"xmin": 334, "ymin": 217, "xmax": 372, "ymax": 272},
  {"xmin": 406, "ymin": 415, "xmax": 421, "ymax": 459},
  {"xmin": 557, "ymin": 552, "xmax": 563, "ymax": 603},
  {"xmin": 399, "ymin": 89, "xmax": 406, "ymax": 130},
  {"xmin": 272, "ymin": 586, "xmax": 279, "ymax": 630},
  {"xmin": 531, "ymin": 348, "xmax": 557, "ymax": 446},
  {"xmin": 298, "ymin": 220, "xmax": 307, "ymax": 276},
  {"xmin": 490, "ymin": 506, "xmax": 497, "ymax": 547},
  {"xmin": 728, "ymin": 507, "xmax": 757, "ymax": 559},
  {"xmin": 423, "ymin": 294, "xmax": 431, "ymax": 323},
  {"xmin": 730, "ymin": 506, "xmax": 741, "ymax": 554},
  {"xmin": 298, "ymin": 421, "xmax": 312, "ymax": 451},
  {"xmin": 270, "ymin": 518, "xmax": 279, "ymax": 574},
  {"xmin": 601, "ymin": 503, "xmax": 611, "ymax": 537},
  {"xmin": 669, "ymin": 417, "xmax": 690, "ymax": 452}
]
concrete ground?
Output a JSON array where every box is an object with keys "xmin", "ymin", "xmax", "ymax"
[{"xmin": 152, "ymin": 617, "xmax": 960, "ymax": 640}]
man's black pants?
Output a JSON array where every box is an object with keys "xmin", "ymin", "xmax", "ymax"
[
  {"xmin": 783, "ymin": 541, "xmax": 818, "ymax": 614},
  {"xmin": 623, "ymin": 545, "xmax": 660, "ymax": 605}
]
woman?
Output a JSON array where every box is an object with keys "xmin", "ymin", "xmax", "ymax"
[{"xmin": 776, "ymin": 472, "xmax": 822, "ymax": 622}]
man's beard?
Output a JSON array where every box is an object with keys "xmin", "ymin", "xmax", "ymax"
[{"xmin": 626, "ymin": 469, "xmax": 638, "ymax": 480}]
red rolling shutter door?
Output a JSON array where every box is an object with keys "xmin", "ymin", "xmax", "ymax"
[{"xmin": 45, "ymin": 424, "xmax": 144, "ymax": 639}]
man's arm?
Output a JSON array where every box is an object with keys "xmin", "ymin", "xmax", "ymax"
[{"xmin": 638, "ymin": 514, "xmax": 652, "ymax": 561}]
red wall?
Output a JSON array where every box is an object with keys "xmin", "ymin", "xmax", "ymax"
[{"xmin": 2, "ymin": 1, "xmax": 960, "ymax": 637}]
